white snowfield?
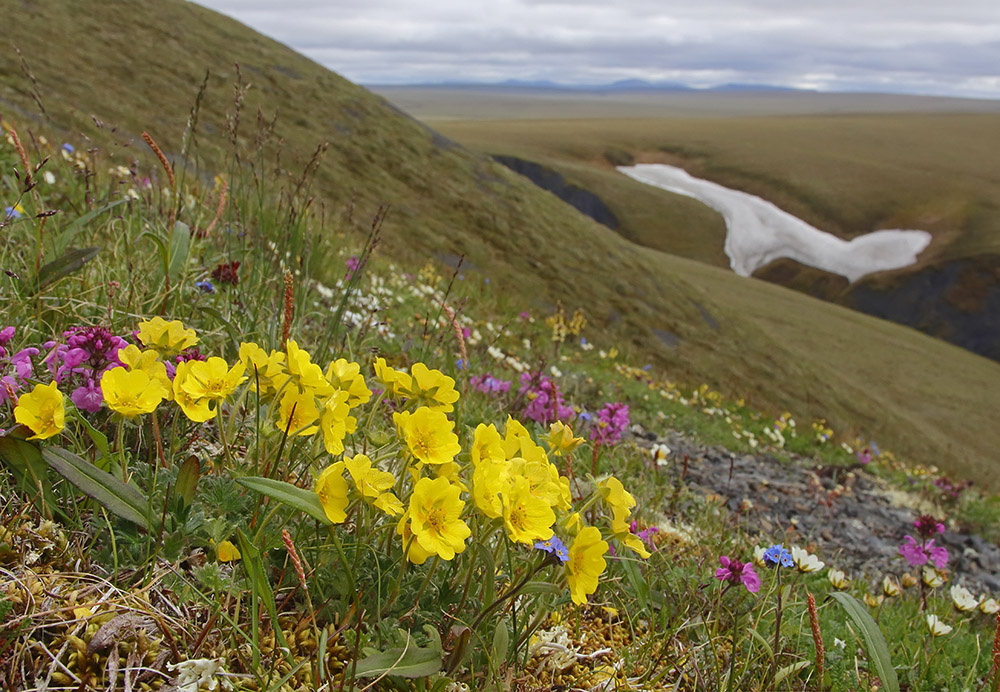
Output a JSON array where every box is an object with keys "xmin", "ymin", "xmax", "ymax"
[{"xmin": 619, "ymin": 163, "xmax": 933, "ymax": 283}]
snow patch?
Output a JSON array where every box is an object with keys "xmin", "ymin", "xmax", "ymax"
[{"xmin": 619, "ymin": 163, "xmax": 932, "ymax": 283}]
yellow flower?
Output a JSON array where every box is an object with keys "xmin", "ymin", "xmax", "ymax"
[
  {"xmin": 345, "ymin": 454, "xmax": 395, "ymax": 500},
  {"xmin": 117, "ymin": 344, "xmax": 173, "ymax": 401},
  {"xmin": 501, "ymin": 476, "xmax": 555, "ymax": 545},
  {"xmin": 217, "ymin": 540, "xmax": 241, "ymax": 562},
  {"xmin": 611, "ymin": 508, "xmax": 651, "ymax": 559},
  {"xmin": 598, "ymin": 476, "xmax": 637, "ymax": 518},
  {"xmin": 396, "ymin": 510, "xmax": 434, "ymax": 565},
  {"xmin": 407, "ymin": 362, "xmax": 460, "ymax": 411},
  {"xmin": 173, "ymin": 362, "xmax": 215, "ymax": 422},
  {"xmin": 318, "ymin": 390, "xmax": 355, "ymax": 454},
  {"xmin": 864, "ymin": 593, "xmax": 884, "ymax": 608},
  {"xmin": 547, "ymin": 421, "xmax": 584, "ymax": 456},
  {"xmin": 276, "ymin": 390, "xmax": 320, "ymax": 436},
  {"xmin": 374, "ymin": 357, "xmax": 412, "ymax": 398},
  {"xmin": 285, "ymin": 340, "xmax": 334, "ymax": 397},
  {"xmin": 239, "ymin": 342, "xmax": 287, "ymax": 396},
  {"xmin": 136, "ymin": 317, "xmax": 198, "ymax": 357},
  {"xmin": 470, "ymin": 423, "xmax": 505, "ymax": 467},
  {"xmin": 179, "ymin": 357, "xmax": 246, "ymax": 402},
  {"xmin": 324, "ymin": 358, "xmax": 372, "ymax": 408},
  {"xmin": 472, "ymin": 459, "xmax": 510, "ymax": 519},
  {"xmin": 101, "ymin": 367, "xmax": 168, "ymax": 418},
  {"xmin": 395, "ymin": 407, "xmax": 461, "ymax": 466},
  {"xmin": 408, "ymin": 476, "xmax": 471, "ymax": 560},
  {"xmin": 374, "ymin": 492, "xmax": 404, "ymax": 517},
  {"xmin": 566, "ymin": 526, "xmax": 609, "ymax": 605},
  {"xmin": 315, "ymin": 462, "xmax": 349, "ymax": 524},
  {"xmin": 13, "ymin": 381, "xmax": 65, "ymax": 440}
]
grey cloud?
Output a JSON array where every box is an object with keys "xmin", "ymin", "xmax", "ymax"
[{"xmin": 194, "ymin": 0, "xmax": 1000, "ymax": 97}]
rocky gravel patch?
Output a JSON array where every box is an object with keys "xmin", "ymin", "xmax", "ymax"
[{"xmin": 636, "ymin": 428, "xmax": 1000, "ymax": 596}]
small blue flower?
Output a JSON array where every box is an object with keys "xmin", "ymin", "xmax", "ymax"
[
  {"xmin": 455, "ymin": 358, "xmax": 466, "ymax": 370},
  {"xmin": 763, "ymin": 544, "xmax": 794, "ymax": 568},
  {"xmin": 534, "ymin": 536, "xmax": 569, "ymax": 563},
  {"xmin": 195, "ymin": 280, "xmax": 215, "ymax": 294},
  {"xmin": 4, "ymin": 206, "xmax": 21, "ymax": 220},
  {"xmin": 62, "ymin": 143, "xmax": 75, "ymax": 154}
]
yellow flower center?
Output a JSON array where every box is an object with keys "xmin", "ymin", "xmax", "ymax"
[{"xmin": 425, "ymin": 505, "xmax": 447, "ymax": 533}]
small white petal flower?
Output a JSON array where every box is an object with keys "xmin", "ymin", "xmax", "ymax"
[
  {"xmin": 882, "ymin": 576, "xmax": 901, "ymax": 598},
  {"xmin": 791, "ymin": 546, "xmax": 825, "ymax": 573},
  {"xmin": 922, "ymin": 567, "xmax": 945, "ymax": 588},
  {"xmin": 980, "ymin": 596, "xmax": 999, "ymax": 614},
  {"xmin": 650, "ymin": 443, "xmax": 671, "ymax": 467},
  {"xmin": 926, "ymin": 614, "xmax": 953, "ymax": 637},
  {"xmin": 833, "ymin": 637, "xmax": 847, "ymax": 650},
  {"xmin": 828, "ymin": 568, "xmax": 851, "ymax": 589},
  {"xmin": 950, "ymin": 585, "xmax": 979, "ymax": 612}
]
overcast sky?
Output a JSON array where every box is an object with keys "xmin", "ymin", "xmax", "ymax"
[{"xmin": 194, "ymin": 0, "xmax": 1000, "ymax": 98}]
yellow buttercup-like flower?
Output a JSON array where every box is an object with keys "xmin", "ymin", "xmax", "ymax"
[
  {"xmin": 239, "ymin": 342, "xmax": 288, "ymax": 396},
  {"xmin": 394, "ymin": 407, "xmax": 461, "ymax": 466},
  {"xmin": 374, "ymin": 357, "xmax": 413, "ymax": 398},
  {"xmin": 407, "ymin": 362, "xmax": 460, "ymax": 411},
  {"xmin": 318, "ymin": 390, "xmax": 355, "ymax": 455},
  {"xmin": 315, "ymin": 462, "xmax": 349, "ymax": 524},
  {"xmin": 173, "ymin": 362, "xmax": 215, "ymax": 422},
  {"xmin": 179, "ymin": 357, "xmax": 247, "ymax": 402},
  {"xmin": 14, "ymin": 381, "xmax": 65, "ymax": 440},
  {"xmin": 470, "ymin": 423, "xmax": 505, "ymax": 466},
  {"xmin": 101, "ymin": 367, "xmax": 168, "ymax": 418},
  {"xmin": 472, "ymin": 459, "xmax": 510, "ymax": 520},
  {"xmin": 396, "ymin": 510, "xmax": 434, "ymax": 565},
  {"xmin": 598, "ymin": 476, "xmax": 637, "ymax": 518},
  {"xmin": 285, "ymin": 340, "xmax": 334, "ymax": 397},
  {"xmin": 408, "ymin": 476, "xmax": 471, "ymax": 560},
  {"xmin": 611, "ymin": 508, "xmax": 651, "ymax": 559},
  {"xmin": 324, "ymin": 358, "xmax": 372, "ymax": 408},
  {"xmin": 501, "ymin": 476, "xmax": 555, "ymax": 545},
  {"xmin": 345, "ymin": 453, "xmax": 395, "ymax": 500},
  {"xmin": 117, "ymin": 344, "xmax": 173, "ymax": 401},
  {"xmin": 217, "ymin": 540, "xmax": 241, "ymax": 562},
  {"xmin": 566, "ymin": 526, "xmax": 609, "ymax": 605},
  {"xmin": 547, "ymin": 421, "xmax": 584, "ymax": 456},
  {"xmin": 276, "ymin": 389, "xmax": 320, "ymax": 436},
  {"xmin": 136, "ymin": 317, "xmax": 198, "ymax": 357}
]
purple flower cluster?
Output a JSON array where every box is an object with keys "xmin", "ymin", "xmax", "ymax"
[
  {"xmin": 519, "ymin": 372, "xmax": 573, "ymax": 425},
  {"xmin": 716, "ymin": 556, "xmax": 761, "ymax": 593},
  {"xmin": 932, "ymin": 476, "xmax": 971, "ymax": 500},
  {"xmin": 345, "ymin": 256, "xmax": 360, "ymax": 280},
  {"xmin": 589, "ymin": 402, "xmax": 630, "ymax": 446},
  {"xmin": 0, "ymin": 327, "xmax": 39, "ymax": 405},
  {"xmin": 630, "ymin": 521, "xmax": 659, "ymax": 550},
  {"xmin": 534, "ymin": 536, "xmax": 569, "ymax": 563},
  {"xmin": 45, "ymin": 326, "xmax": 129, "ymax": 412},
  {"xmin": 469, "ymin": 373, "xmax": 511, "ymax": 395},
  {"xmin": 899, "ymin": 515, "xmax": 949, "ymax": 568}
]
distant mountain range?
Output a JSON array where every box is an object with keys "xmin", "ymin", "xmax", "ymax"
[{"xmin": 368, "ymin": 78, "xmax": 810, "ymax": 93}]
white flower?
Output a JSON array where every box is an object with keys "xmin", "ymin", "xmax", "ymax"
[
  {"xmin": 833, "ymin": 637, "xmax": 847, "ymax": 650},
  {"xmin": 753, "ymin": 545, "xmax": 767, "ymax": 568},
  {"xmin": 926, "ymin": 614, "xmax": 953, "ymax": 637},
  {"xmin": 828, "ymin": 568, "xmax": 850, "ymax": 590},
  {"xmin": 791, "ymin": 546, "xmax": 825, "ymax": 573},
  {"xmin": 167, "ymin": 658, "xmax": 233, "ymax": 692},
  {"xmin": 549, "ymin": 365, "xmax": 562, "ymax": 378},
  {"xmin": 922, "ymin": 567, "xmax": 945, "ymax": 588},
  {"xmin": 43, "ymin": 171, "xmax": 56, "ymax": 184},
  {"xmin": 980, "ymin": 596, "xmax": 1000, "ymax": 614},
  {"xmin": 650, "ymin": 443, "xmax": 671, "ymax": 467},
  {"xmin": 882, "ymin": 576, "xmax": 901, "ymax": 598},
  {"xmin": 950, "ymin": 585, "xmax": 979, "ymax": 612}
]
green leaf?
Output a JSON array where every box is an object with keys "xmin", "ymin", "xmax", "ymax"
[
  {"xmin": 40, "ymin": 447, "xmax": 150, "ymax": 530},
  {"xmin": 34, "ymin": 247, "xmax": 100, "ymax": 292},
  {"xmin": 176, "ymin": 456, "xmax": 200, "ymax": 508},
  {"xmin": 491, "ymin": 622, "xmax": 509, "ymax": 664},
  {"xmin": 236, "ymin": 530, "xmax": 293, "ymax": 668},
  {"xmin": 354, "ymin": 645, "xmax": 442, "ymax": 678},
  {"xmin": 774, "ymin": 660, "xmax": 810, "ymax": 685},
  {"xmin": 829, "ymin": 592, "xmax": 900, "ymax": 692},
  {"xmin": 52, "ymin": 198, "xmax": 128, "ymax": 257},
  {"xmin": 620, "ymin": 556, "xmax": 650, "ymax": 612},
  {"xmin": 520, "ymin": 581, "xmax": 563, "ymax": 596},
  {"xmin": 0, "ymin": 436, "xmax": 58, "ymax": 518},
  {"xmin": 236, "ymin": 476, "xmax": 331, "ymax": 525},
  {"xmin": 167, "ymin": 221, "xmax": 191, "ymax": 281}
]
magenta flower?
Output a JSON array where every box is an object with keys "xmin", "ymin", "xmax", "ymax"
[
  {"xmin": 913, "ymin": 515, "xmax": 945, "ymax": 539},
  {"xmin": 899, "ymin": 535, "xmax": 948, "ymax": 569},
  {"xmin": 716, "ymin": 556, "xmax": 761, "ymax": 593},
  {"xmin": 519, "ymin": 372, "xmax": 573, "ymax": 424},
  {"xmin": 590, "ymin": 402, "xmax": 630, "ymax": 446}
]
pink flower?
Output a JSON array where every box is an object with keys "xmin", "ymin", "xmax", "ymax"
[
  {"xmin": 716, "ymin": 555, "xmax": 761, "ymax": 593},
  {"xmin": 899, "ymin": 535, "xmax": 948, "ymax": 569}
]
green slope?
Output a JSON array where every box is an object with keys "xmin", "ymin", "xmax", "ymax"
[{"xmin": 3, "ymin": 0, "xmax": 1000, "ymax": 481}]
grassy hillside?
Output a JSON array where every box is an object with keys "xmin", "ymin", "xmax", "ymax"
[{"xmin": 4, "ymin": 0, "xmax": 1000, "ymax": 480}]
